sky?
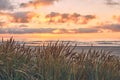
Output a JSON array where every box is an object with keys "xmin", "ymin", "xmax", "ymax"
[{"xmin": 0, "ymin": 0, "xmax": 120, "ymax": 41}]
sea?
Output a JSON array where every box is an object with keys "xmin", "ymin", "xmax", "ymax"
[
  {"xmin": 74, "ymin": 46, "xmax": 120, "ymax": 56},
  {"xmin": 0, "ymin": 40, "xmax": 120, "ymax": 56},
  {"xmin": 23, "ymin": 40, "xmax": 120, "ymax": 56}
]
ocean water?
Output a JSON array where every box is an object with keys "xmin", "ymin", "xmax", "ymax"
[
  {"xmin": 18, "ymin": 41, "xmax": 120, "ymax": 56},
  {"xmin": 0, "ymin": 40, "xmax": 120, "ymax": 56},
  {"xmin": 23, "ymin": 41, "xmax": 120, "ymax": 56},
  {"xmin": 74, "ymin": 46, "xmax": 120, "ymax": 56}
]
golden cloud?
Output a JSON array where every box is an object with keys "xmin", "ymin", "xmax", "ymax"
[
  {"xmin": 45, "ymin": 12, "xmax": 96, "ymax": 24},
  {"xmin": 20, "ymin": 0, "xmax": 59, "ymax": 8},
  {"xmin": 12, "ymin": 12, "xmax": 40, "ymax": 23},
  {"xmin": 0, "ymin": 12, "xmax": 14, "ymax": 22},
  {"xmin": 112, "ymin": 15, "xmax": 120, "ymax": 23},
  {"xmin": 0, "ymin": 11, "xmax": 40, "ymax": 24}
]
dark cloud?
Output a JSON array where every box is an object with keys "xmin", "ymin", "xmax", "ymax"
[
  {"xmin": 12, "ymin": 12, "xmax": 30, "ymax": 23},
  {"xmin": 52, "ymin": 28, "xmax": 99, "ymax": 34},
  {"xmin": 0, "ymin": 0, "xmax": 13, "ymax": 10},
  {"xmin": 0, "ymin": 11, "xmax": 39, "ymax": 23},
  {"xmin": 12, "ymin": 12, "xmax": 32, "ymax": 23},
  {"xmin": 20, "ymin": 0, "xmax": 59, "ymax": 8},
  {"xmin": 11, "ymin": 11, "xmax": 39, "ymax": 23},
  {"xmin": 0, "ymin": 28, "xmax": 54, "ymax": 34},
  {"xmin": 0, "ymin": 28, "xmax": 99, "ymax": 34},
  {"xmin": 46, "ymin": 12, "xmax": 60, "ymax": 17},
  {"xmin": 105, "ymin": 0, "xmax": 120, "ymax": 5},
  {"xmin": 45, "ymin": 12, "xmax": 96, "ymax": 24},
  {"xmin": 0, "ymin": 11, "xmax": 95, "ymax": 24},
  {"xmin": 0, "ymin": 23, "xmax": 120, "ymax": 34},
  {"xmin": 103, "ymin": 24, "xmax": 120, "ymax": 32},
  {"xmin": 84, "ymin": 15, "xmax": 96, "ymax": 20},
  {"xmin": 76, "ymin": 28, "xmax": 99, "ymax": 33},
  {"xmin": 80, "ymin": 15, "xmax": 96, "ymax": 24}
]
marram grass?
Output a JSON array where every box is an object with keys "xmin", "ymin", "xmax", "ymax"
[{"xmin": 0, "ymin": 38, "xmax": 119, "ymax": 80}]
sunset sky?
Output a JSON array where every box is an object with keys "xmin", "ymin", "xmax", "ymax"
[{"xmin": 0, "ymin": 0, "xmax": 120, "ymax": 41}]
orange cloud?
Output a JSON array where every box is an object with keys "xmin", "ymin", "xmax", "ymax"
[
  {"xmin": 52, "ymin": 29, "xmax": 68, "ymax": 34},
  {"xmin": 10, "ymin": 12, "xmax": 40, "ymax": 23},
  {"xmin": 0, "ymin": 11, "xmax": 40, "ymax": 27},
  {"xmin": 45, "ymin": 12, "xmax": 96, "ymax": 24},
  {"xmin": 20, "ymin": 0, "xmax": 59, "ymax": 8},
  {"xmin": 0, "ymin": 12, "xmax": 14, "ymax": 27},
  {"xmin": 0, "ymin": 22, "xmax": 9, "ymax": 27},
  {"xmin": 0, "ymin": 11, "xmax": 96, "ymax": 25},
  {"xmin": 112, "ymin": 15, "xmax": 120, "ymax": 23},
  {"xmin": 0, "ymin": 12, "xmax": 14, "ymax": 22}
]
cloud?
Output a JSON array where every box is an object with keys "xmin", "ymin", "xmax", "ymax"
[
  {"xmin": 0, "ymin": 22, "xmax": 9, "ymax": 27},
  {"xmin": 0, "ymin": 23, "xmax": 120, "ymax": 34},
  {"xmin": 0, "ymin": 27, "xmax": 99, "ymax": 34},
  {"xmin": 12, "ymin": 11, "xmax": 39, "ymax": 23},
  {"xmin": 112, "ymin": 15, "xmax": 120, "ymax": 23},
  {"xmin": 0, "ymin": 12, "xmax": 14, "ymax": 26},
  {"xmin": 105, "ymin": 0, "xmax": 120, "ymax": 5},
  {"xmin": 0, "ymin": 11, "xmax": 40, "ymax": 23},
  {"xmin": 103, "ymin": 24, "xmax": 120, "ymax": 32},
  {"xmin": 20, "ymin": 0, "xmax": 59, "ymax": 8},
  {"xmin": 0, "ymin": 11, "xmax": 95, "ymax": 24},
  {"xmin": 19, "ymin": 24, "xmax": 28, "ymax": 28},
  {"xmin": 52, "ymin": 28, "xmax": 99, "ymax": 34},
  {"xmin": 0, "ymin": 28, "xmax": 54, "ymax": 34},
  {"xmin": 0, "ymin": 0, "xmax": 13, "ymax": 10},
  {"xmin": 45, "ymin": 12, "xmax": 96, "ymax": 24},
  {"xmin": 76, "ymin": 28, "xmax": 99, "ymax": 33},
  {"xmin": 52, "ymin": 29, "xmax": 69, "ymax": 34}
]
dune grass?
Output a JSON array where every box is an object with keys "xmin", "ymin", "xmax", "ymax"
[{"xmin": 0, "ymin": 38, "xmax": 120, "ymax": 80}]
